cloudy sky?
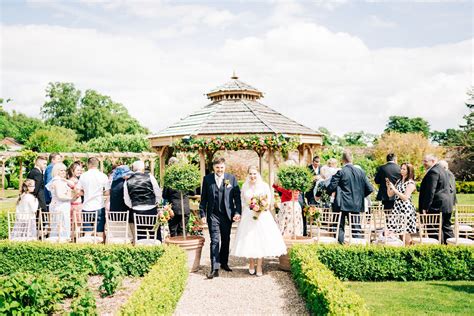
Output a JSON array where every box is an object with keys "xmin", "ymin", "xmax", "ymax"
[{"xmin": 1, "ymin": 0, "xmax": 472, "ymax": 136}]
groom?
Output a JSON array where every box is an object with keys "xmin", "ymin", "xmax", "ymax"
[{"xmin": 199, "ymin": 157, "xmax": 241, "ymax": 279}]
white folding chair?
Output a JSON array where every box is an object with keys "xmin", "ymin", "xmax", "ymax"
[
  {"xmin": 447, "ymin": 212, "xmax": 474, "ymax": 246},
  {"xmin": 134, "ymin": 214, "xmax": 161, "ymax": 246},
  {"xmin": 379, "ymin": 213, "xmax": 407, "ymax": 247},
  {"xmin": 75, "ymin": 210, "xmax": 102, "ymax": 244},
  {"xmin": 106, "ymin": 211, "xmax": 132, "ymax": 245},
  {"xmin": 413, "ymin": 213, "xmax": 442, "ymax": 245},
  {"xmin": 348, "ymin": 213, "xmax": 372, "ymax": 245},
  {"xmin": 8, "ymin": 212, "xmax": 37, "ymax": 241},
  {"xmin": 312, "ymin": 210, "xmax": 340, "ymax": 244},
  {"xmin": 40, "ymin": 210, "xmax": 69, "ymax": 243}
]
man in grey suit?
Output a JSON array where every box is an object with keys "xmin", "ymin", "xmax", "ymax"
[{"xmin": 327, "ymin": 151, "xmax": 374, "ymax": 244}]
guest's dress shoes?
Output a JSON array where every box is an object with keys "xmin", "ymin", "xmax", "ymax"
[
  {"xmin": 207, "ymin": 269, "xmax": 219, "ymax": 279},
  {"xmin": 221, "ymin": 264, "xmax": 232, "ymax": 272}
]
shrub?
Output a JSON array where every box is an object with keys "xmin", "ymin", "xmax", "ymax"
[
  {"xmin": 0, "ymin": 212, "xmax": 7, "ymax": 239},
  {"xmin": 98, "ymin": 258, "xmax": 124, "ymax": 297},
  {"xmin": 290, "ymin": 245, "xmax": 368, "ymax": 315},
  {"xmin": 164, "ymin": 163, "xmax": 201, "ymax": 192},
  {"xmin": 304, "ymin": 244, "xmax": 474, "ymax": 281},
  {"xmin": 277, "ymin": 165, "xmax": 313, "ymax": 192},
  {"xmin": 0, "ymin": 272, "xmax": 64, "ymax": 315},
  {"xmin": 70, "ymin": 288, "xmax": 98, "ymax": 316},
  {"xmin": 456, "ymin": 181, "xmax": 474, "ymax": 194},
  {"xmin": 121, "ymin": 245, "xmax": 188, "ymax": 316}
]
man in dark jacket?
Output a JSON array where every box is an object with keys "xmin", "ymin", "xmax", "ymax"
[
  {"xmin": 27, "ymin": 156, "xmax": 47, "ymax": 212},
  {"xmin": 327, "ymin": 151, "xmax": 374, "ymax": 244},
  {"xmin": 419, "ymin": 155, "xmax": 454, "ymax": 243},
  {"xmin": 304, "ymin": 156, "xmax": 321, "ymax": 236},
  {"xmin": 374, "ymin": 153, "xmax": 401, "ymax": 209},
  {"xmin": 438, "ymin": 160, "xmax": 457, "ymax": 208}
]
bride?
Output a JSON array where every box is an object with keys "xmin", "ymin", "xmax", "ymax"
[{"xmin": 232, "ymin": 166, "xmax": 287, "ymax": 276}]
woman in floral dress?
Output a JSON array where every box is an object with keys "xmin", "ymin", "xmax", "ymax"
[
  {"xmin": 272, "ymin": 183, "xmax": 303, "ymax": 237},
  {"xmin": 387, "ymin": 163, "xmax": 417, "ymax": 245}
]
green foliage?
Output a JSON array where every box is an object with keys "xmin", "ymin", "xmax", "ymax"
[
  {"xmin": 98, "ymin": 259, "xmax": 124, "ymax": 297},
  {"xmin": 0, "ymin": 212, "xmax": 7, "ymax": 239},
  {"xmin": 290, "ymin": 245, "xmax": 368, "ymax": 316},
  {"xmin": 70, "ymin": 289, "xmax": 98, "ymax": 316},
  {"xmin": 353, "ymin": 155, "xmax": 378, "ymax": 179},
  {"xmin": 80, "ymin": 133, "xmax": 151, "ymax": 152},
  {"xmin": 0, "ymin": 272, "xmax": 63, "ymax": 314},
  {"xmin": 0, "ymin": 242, "xmax": 164, "ymax": 277},
  {"xmin": 277, "ymin": 165, "xmax": 313, "ymax": 192},
  {"xmin": 431, "ymin": 128, "xmax": 465, "ymax": 146},
  {"xmin": 0, "ymin": 106, "xmax": 45, "ymax": 144},
  {"xmin": 317, "ymin": 127, "xmax": 339, "ymax": 146},
  {"xmin": 385, "ymin": 116, "xmax": 431, "ymax": 137},
  {"xmin": 341, "ymin": 131, "xmax": 377, "ymax": 147},
  {"xmin": 120, "ymin": 245, "xmax": 188, "ymax": 316},
  {"xmin": 164, "ymin": 163, "xmax": 201, "ymax": 192},
  {"xmin": 456, "ymin": 181, "xmax": 474, "ymax": 194},
  {"xmin": 304, "ymin": 244, "xmax": 473, "ymax": 281},
  {"xmin": 26, "ymin": 125, "xmax": 78, "ymax": 152},
  {"xmin": 41, "ymin": 82, "xmax": 81, "ymax": 129}
]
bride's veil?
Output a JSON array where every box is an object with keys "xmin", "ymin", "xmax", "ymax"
[{"xmin": 241, "ymin": 167, "xmax": 270, "ymax": 204}]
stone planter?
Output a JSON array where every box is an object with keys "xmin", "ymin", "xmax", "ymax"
[
  {"xmin": 278, "ymin": 236, "xmax": 314, "ymax": 271},
  {"xmin": 166, "ymin": 235, "xmax": 205, "ymax": 272}
]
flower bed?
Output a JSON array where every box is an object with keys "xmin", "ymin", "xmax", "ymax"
[{"xmin": 0, "ymin": 242, "xmax": 187, "ymax": 314}]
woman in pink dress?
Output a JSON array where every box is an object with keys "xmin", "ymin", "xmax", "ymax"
[{"xmin": 67, "ymin": 161, "xmax": 83, "ymax": 234}]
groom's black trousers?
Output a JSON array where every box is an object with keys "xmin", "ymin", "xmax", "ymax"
[{"xmin": 209, "ymin": 212, "xmax": 232, "ymax": 271}]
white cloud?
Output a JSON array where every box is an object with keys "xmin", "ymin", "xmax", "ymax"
[
  {"xmin": 368, "ymin": 15, "xmax": 397, "ymax": 28},
  {"xmin": 1, "ymin": 20, "xmax": 471, "ymax": 137}
]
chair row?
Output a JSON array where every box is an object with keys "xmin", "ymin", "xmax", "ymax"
[{"xmin": 7, "ymin": 211, "xmax": 163, "ymax": 246}]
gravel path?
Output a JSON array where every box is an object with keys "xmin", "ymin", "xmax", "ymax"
[{"xmin": 174, "ymin": 228, "xmax": 309, "ymax": 316}]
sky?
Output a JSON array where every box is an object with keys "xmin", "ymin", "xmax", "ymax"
[{"xmin": 1, "ymin": 0, "xmax": 473, "ymax": 136}]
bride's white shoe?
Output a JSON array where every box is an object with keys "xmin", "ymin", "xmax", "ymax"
[
  {"xmin": 249, "ymin": 268, "xmax": 255, "ymax": 275},
  {"xmin": 256, "ymin": 270, "xmax": 263, "ymax": 277}
]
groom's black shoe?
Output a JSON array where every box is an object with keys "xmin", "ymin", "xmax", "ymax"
[
  {"xmin": 207, "ymin": 270, "xmax": 219, "ymax": 279},
  {"xmin": 221, "ymin": 264, "xmax": 232, "ymax": 272}
]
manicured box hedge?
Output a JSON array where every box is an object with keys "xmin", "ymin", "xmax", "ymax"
[
  {"xmin": 290, "ymin": 245, "xmax": 368, "ymax": 316},
  {"xmin": 121, "ymin": 245, "xmax": 188, "ymax": 315},
  {"xmin": 313, "ymin": 244, "xmax": 474, "ymax": 281}
]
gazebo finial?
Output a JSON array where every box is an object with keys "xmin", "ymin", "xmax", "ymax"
[{"xmin": 231, "ymin": 70, "xmax": 238, "ymax": 80}]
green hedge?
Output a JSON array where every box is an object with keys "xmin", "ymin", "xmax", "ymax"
[
  {"xmin": 121, "ymin": 245, "xmax": 188, "ymax": 315},
  {"xmin": 290, "ymin": 245, "xmax": 368, "ymax": 316},
  {"xmin": 0, "ymin": 241, "xmax": 164, "ymax": 276},
  {"xmin": 308, "ymin": 244, "xmax": 474, "ymax": 281},
  {"xmin": 0, "ymin": 212, "xmax": 7, "ymax": 240}
]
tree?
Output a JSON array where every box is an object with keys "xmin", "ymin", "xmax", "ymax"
[
  {"xmin": 26, "ymin": 126, "xmax": 78, "ymax": 153},
  {"xmin": 1, "ymin": 99, "xmax": 45, "ymax": 143},
  {"xmin": 317, "ymin": 127, "xmax": 340, "ymax": 146},
  {"xmin": 341, "ymin": 131, "xmax": 377, "ymax": 147},
  {"xmin": 81, "ymin": 134, "xmax": 151, "ymax": 153},
  {"xmin": 431, "ymin": 129, "xmax": 464, "ymax": 146},
  {"xmin": 385, "ymin": 116, "xmax": 430, "ymax": 137},
  {"xmin": 374, "ymin": 132, "xmax": 444, "ymax": 179},
  {"xmin": 41, "ymin": 82, "xmax": 80, "ymax": 129}
]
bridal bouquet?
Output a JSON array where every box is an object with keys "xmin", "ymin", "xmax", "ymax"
[
  {"xmin": 249, "ymin": 194, "xmax": 269, "ymax": 220},
  {"xmin": 157, "ymin": 203, "xmax": 175, "ymax": 226}
]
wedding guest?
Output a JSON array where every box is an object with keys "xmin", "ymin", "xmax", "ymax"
[
  {"xmin": 46, "ymin": 163, "xmax": 73, "ymax": 240},
  {"xmin": 162, "ymin": 157, "xmax": 192, "ymax": 237},
  {"xmin": 273, "ymin": 182, "xmax": 303, "ymax": 237},
  {"xmin": 67, "ymin": 161, "xmax": 83, "ymax": 233},
  {"xmin": 305, "ymin": 156, "xmax": 322, "ymax": 205},
  {"xmin": 419, "ymin": 154, "xmax": 453, "ymax": 243},
  {"xmin": 44, "ymin": 153, "xmax": 62, "ymax": 210},
  {"xmin": 26, "ymin": 156, "xmax": 47, "ymax": 212},
  {"xmin": 77, "ymin": 157, "xmax": 110, "ymax": 242},
  {"xmin": 387, "ymin": 163, "xmax": 417, "ymax": 245},
  {"xmin": 110, "ymin": 165, "xmax": 133, "ymax": 213},
  {"xmin": 326, "ymin": 151, "xmax": 374, "ymax": 244},
  {"xmin": 374, "ymin": 153, "xmax": 401, "ymax": 210},
  {"xmin": 315, "ymin": 158, "xmax": 340, "ymax": 207},
  {"xmin": 124, "ymin": 160, "xmax": 162, "ymax": 240},
  {"xmin": 12, "ymin": 179, "xmax": 38, "ymax": 240},
  {"xmin": 438, "ymin": 160, "xmax": 457, "ymax": 208}
]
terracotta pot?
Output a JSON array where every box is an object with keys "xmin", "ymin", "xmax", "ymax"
[
  {"xmin": 278, "ymin": 236, "xmax": 315, "ymax": 271},
  {"xmin": 165, "ymin": 235, "xmax": 205, "ymax": 272}
]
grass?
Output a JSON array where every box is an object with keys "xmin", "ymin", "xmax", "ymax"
[{"xmin": 347, "ymin": 281, "xmax": 474, "ymax": 315}]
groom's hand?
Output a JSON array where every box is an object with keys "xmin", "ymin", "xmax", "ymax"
[
  {"xmin": 201, "ymin": 217, "xmax": 207, "ymax": 225},
  {"xmin": 233, "ymin": 214, "xmax": 241, "ymax": 222}
]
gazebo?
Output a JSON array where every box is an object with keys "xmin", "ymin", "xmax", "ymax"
[{"xmin": 149, "ymin": 74, "xmax": 323, "ymax": 187}]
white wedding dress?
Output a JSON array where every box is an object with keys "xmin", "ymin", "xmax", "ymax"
[{"xmin": 232, "ymin": 177, "xmax": 287, "ymax": 258}]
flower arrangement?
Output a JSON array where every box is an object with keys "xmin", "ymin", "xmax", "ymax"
[
  {"xmin": 157, "ymin": 204, "xmax": 175, "ymax": 226},
  {"xmin": 187, "ymin": 212, "xmax": 203, "ymax": 236},
  {"xmin": 303, "ymin": 205, "xmax": 321, "ymax": 220},
  {"xmin": 273, "ymin": 193, "xmax": 281, "ymax": 214},
  {"xmin": 172, "ymin": 134, "xmax": 299, "ymax": 156},
  {"xmin": 249, "ymin": 194, "xmax": 269, "ymax": 220}
]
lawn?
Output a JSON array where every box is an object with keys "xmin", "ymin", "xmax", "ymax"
[{"xmin": 347, "ymin": 281, "xmax": 474, "ymax": 315}]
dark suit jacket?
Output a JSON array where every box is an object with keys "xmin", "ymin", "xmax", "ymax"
[
  {"xmin": 419, "ymin": 163, "xmax": 453, "ymax": 213},
  {"xmin": 374, "ymin": 162, "xmax": 401, "ymax": 202},
  {"xmin": 305, "ymin": 164, "xmax": 321, "ymax": 203},
  {"xmin": 27, "ymin": 167, "xmax": 46, "ymax": 211},
  {"xmin": 326, "ymin": 164, "xmax": 374, "ymax": 213},
  {"xmin": 447, "ymin": 170, "xmax": 457, "ymax": 206},
  {"xmin": 163, "ymin": 187, "xmax": 192, "ymax": 216},
  {"xmin": 199, "ymin": 173, "xmax": 241, "ymax": 220}
]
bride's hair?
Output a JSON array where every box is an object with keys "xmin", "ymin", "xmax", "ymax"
[{"xmin": 242, "ymin": 165, "xmax": 266, "ymax": 195}]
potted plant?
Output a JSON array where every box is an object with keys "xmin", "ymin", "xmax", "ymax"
[
  {"xmin": 276, "ymin": 165, "xmax": 315, "ymax": 271},
  {"xmin": 163, "ymin": 163, "xmax": 204, "ymax": 272}
]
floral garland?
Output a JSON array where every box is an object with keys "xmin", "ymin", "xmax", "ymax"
[{"xmin": 172, "ymin": 134, "xmax": 299, "ymax": 155}]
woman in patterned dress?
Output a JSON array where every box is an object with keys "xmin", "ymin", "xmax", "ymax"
[
  {"xmin": 387, "ymin": 163, "xmax": 417, "ymax": 245},
  {"xmin": 272, "ymin": 183, "xmax": 303, "ymax": 237}
]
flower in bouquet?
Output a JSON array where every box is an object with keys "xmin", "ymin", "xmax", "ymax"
[
  {"xmin": 303, "ymin": 205, "xmax": 321, "ymax": 220},
  {"xmin": 157, "ymin": 203, "xmax": 174, "ymax": 226},
  {"xmin": 249, "ymin": 194, "xmax": 269, "ymax": 220}
]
